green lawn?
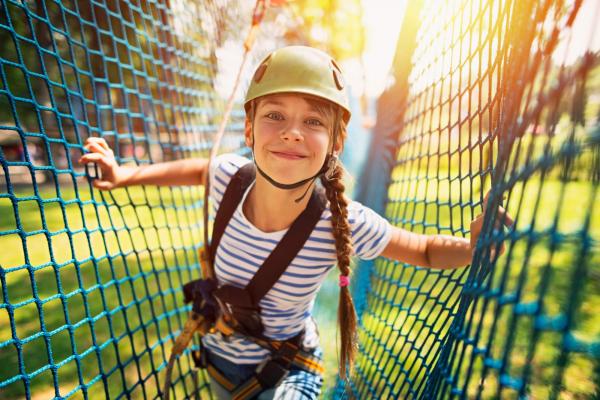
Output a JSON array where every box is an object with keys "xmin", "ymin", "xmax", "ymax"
[
  {"xmin": 354, "ymin": 173, "xmax": 600, "ymax": 399},
  {"xmin": 0, "ymin": 183, "xmax": 210, "ymax": 399},
  {"xmin": 1, "ymin": 173, "xmax": 598, "ymax": 399}
]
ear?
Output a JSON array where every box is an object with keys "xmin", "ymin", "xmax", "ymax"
[
  {"xmin": 334, "ymin": 141, "xmax": 343, "ymax": 154},
  {"xmin": 244, "ymin": 118, "xmax": 253, "ymax": 147},
  {"xmin": 330, "ymin": 137, "xmax": 343, "ymax": 155}
]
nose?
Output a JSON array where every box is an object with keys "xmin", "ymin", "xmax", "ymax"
[{"xmin": 280, "ymin": 123, "xmax": 303, "ymax": 142}]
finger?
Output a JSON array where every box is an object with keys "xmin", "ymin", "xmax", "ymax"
[
  {"xmin": 83, "ymin": 143, "xmax": 97, "ymax": 154},
  {"xmin": 79, "ymin": 153, "xmax": 102, "ymax": 164},
  {"xmin": 92, "ymin": 179, "xmax": 114, "ymax": 190},
  {"xmin": 471, "ymin": 213, "xmax": 483, "ymax": 225},
  {"xmin": 86, "ymin": 141, "xmax": 111, "ymax": 156},
  {"xmin": 86, "ymin": 137, "xmax": 110, "ymax": 151},
  {"xmin": 78, "ymin": 153, "xmax": 100, "ymax": 165},
  {"xmin": 493, "ymin": 221, "xmax": 507, "ymax": 234},
  {"xmin": 483, "ymin": 191, "xmax": 507, "ymax": 208},
  {"xmin": 496, "ymin": 206, "xmax": 515, "ymax": 227},
  {"xmin": 471, "ymin": 216, "xmax": 484, "ymax": 234},
  {"xmin": 79, "ymin": 152, "xmax": 112, "ymax": 169},
  {"xmin": 483, "ymin": 190, "xmax": 491, "ymax": 207}
]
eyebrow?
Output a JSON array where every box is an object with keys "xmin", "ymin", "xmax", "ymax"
[{"xmin": 261, "ymin": 99, "xmax": 285, "ymax": 107}]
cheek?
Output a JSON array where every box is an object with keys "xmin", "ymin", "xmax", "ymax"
[
  {"xmin": 253, "ymin": 123, "xmax": 280, "ymax": 143},
  {"xmin": 309, "ymin": 132, "xmax": 332, "ymax": 154}
]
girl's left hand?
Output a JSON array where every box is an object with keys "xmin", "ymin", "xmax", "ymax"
[{"xmin": 469, "ymin": 191, "xmax": 514, "ymax": 258}]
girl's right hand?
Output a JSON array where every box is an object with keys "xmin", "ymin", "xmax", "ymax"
[{"xmin": 78, "ymin": 137, "xmax": 127, "ymax": 190}]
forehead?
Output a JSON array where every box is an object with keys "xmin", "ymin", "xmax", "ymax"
[{"xmin": 257, "ymin": 94, "xmax": 328, "ymax": 112}]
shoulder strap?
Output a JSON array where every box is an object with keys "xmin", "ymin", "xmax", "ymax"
[
  {"xmin": 209, "ymin": 162, "xmax": 256, "ymax": 265},
  {"xmin": 210, "ymin": 163, "xmax": 327, "ymax": 306},
  {"xmin": 245, "ymin": 187, "xmax": 327, "ymax": 305}
]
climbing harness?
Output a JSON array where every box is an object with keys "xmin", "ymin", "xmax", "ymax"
[
  {"xmin": 162, "ymin": 11, "xmax": 354, "ymax": 400},
  {"xmin": 201, "ymin": 334, "xmax": 324, "ymax": 400},
  {"xmin": 173, "ymin": 163, "xmax": 327, "ymax": 398}
]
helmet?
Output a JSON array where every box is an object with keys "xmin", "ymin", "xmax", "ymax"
[{"xmin": 244, "ymin": 46, "xmax": 351, "ymax": 123}]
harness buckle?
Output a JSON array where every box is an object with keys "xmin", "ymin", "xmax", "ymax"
[{"xmin": 255, "ymin": 357, "xmax": 289, "ymax": 388}]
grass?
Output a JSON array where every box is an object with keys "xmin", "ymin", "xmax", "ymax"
[
  {"xmin": 0, "ymin": 169, "xmax": 598, "ymax": 399},
  {"xmin": 352, "ymin": 171, "xmax": 600, "ymax": 399},
  {"xmin": 0, "ymin": 182, "xmax": 210, "ymax": 399}
]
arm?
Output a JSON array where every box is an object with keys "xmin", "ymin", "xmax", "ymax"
[
  {"xmin": 78, "ymin": 137, "xmax": 208, "ymax": 190},
  {"xmin": 111, "ymin": 159, "xmax": 208, "ymax": 188},
  {"xmin": 380, "ymin": 192, "xmax": 513, "ymax": 269},
  {"xmin": 379, "ymin": 228, "xmax": 471, "ymax": 269}
]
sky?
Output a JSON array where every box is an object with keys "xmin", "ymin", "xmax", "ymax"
[
  {"xmin": 553, "ymin": 0, "xmax": 600, "ymax": 65},
  {"xmin": 341, "ymin": 0, "xmax": 407, "ymax": 98}
]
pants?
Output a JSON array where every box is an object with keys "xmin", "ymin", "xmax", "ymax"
[{"xmin": 206, "ymin": 348, "xmax": 323, "ymax": 400}]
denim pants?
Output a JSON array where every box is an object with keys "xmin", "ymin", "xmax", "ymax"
[{"xmin": 206, "ymin": 347, "xmax": 323, "ymax": 400}]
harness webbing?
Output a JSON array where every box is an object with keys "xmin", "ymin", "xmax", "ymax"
[
  {"xmin": 205, "ymin": 338, "xmax": 324, "ymax": 399},
  {"xmin": 209, "ymin": 162, "xmax": 327, "ymax": 306},
  {"xmin": 185, "ymin": 162, "xmax": 328, "ymax": 398},
  {"xmin": 209, "ymin": 163, "xmax": 256, "ymax": 266}
]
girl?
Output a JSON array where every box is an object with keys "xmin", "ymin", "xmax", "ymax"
[{"xmin": 79, "ymin": 46, "xmax": 512, "ymax": 399}]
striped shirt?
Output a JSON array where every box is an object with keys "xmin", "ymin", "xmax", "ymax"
[{"xmin": 202, "ymin": 153, "xmax": 392, "ymax": 365}]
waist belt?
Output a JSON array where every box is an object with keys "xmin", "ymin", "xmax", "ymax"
[{"xmin": 200, "ymin": 338, "xmax": 324, "ymax": 400}]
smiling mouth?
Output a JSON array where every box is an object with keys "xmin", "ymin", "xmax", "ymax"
[{"xmin": 270, "ymin": 151, "xmax": 307, "ymax": 160}]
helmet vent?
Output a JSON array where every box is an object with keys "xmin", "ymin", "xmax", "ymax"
[
  {"xmin": 331, "ymin": 60, "xmax": 344, "ymax": 90},
  {"xmin": 253, "ymin": 55, "xmax": 271, "ymax": 83},
  {"xmin": 332, "ymin": 69, "xmax": 344, "ymax": 90}
]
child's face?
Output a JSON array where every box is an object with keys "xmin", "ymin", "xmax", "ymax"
[{"xmin": 246, "ymin": 94, "xmax": 338, "ymax": 186}]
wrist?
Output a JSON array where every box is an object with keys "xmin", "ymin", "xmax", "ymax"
[{"xmin": 114, "ymin": 165, "xmax": 137, "ymax": 188}]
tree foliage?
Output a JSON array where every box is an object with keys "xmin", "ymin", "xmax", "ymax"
[{"xmin": 280, "ymin": 0, "xmax": 365, "ymax": 61}]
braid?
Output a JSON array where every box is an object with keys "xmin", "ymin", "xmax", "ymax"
[{"xmin": 320, "ymin": 162, "xmax": 356, "ymax": 380}]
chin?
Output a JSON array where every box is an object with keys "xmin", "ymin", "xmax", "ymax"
[
  {"xmin": 270, "ymin": 170, "xmax": 308, "ymax": 185},
  {"xmin": 258, "ymin": 156, "xmax": 315, "ymax": 183}
]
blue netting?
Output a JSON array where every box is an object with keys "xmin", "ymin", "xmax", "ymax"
[
  {"xmin": 2, "ymin": 0, "xmax": 599, "ymax": 399},
  {"xmin": 342, "ymin": 0, "xmax": 600, "ymax": 398},
  {"xmin": 0, "ymin": 0, "xmax": 279, "ymax": 398}
]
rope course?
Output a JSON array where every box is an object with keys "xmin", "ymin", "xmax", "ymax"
[
  {"xmin": 1, "ymin": 0, "xmax": 599, "ymax": 399},
  {"xmin": 0, "ymin": 0, "xmax": 281, "ymax": 398},
  {"xmin": 345, "ymin": 0, "xmax": 600, "ymax": 398}
]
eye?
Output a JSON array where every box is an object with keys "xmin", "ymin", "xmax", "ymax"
[
  {"xmin": 306, "ymin": 118, "xmax": 324, "ymax": 127},
  {"xmin": 265, "ymin": 112, "xmax": 284, "ymax": 121}
]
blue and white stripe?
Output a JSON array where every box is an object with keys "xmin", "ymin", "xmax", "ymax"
[{"xmin": 202, "ymin": 153, "xmax": 392, "ymax": 365}]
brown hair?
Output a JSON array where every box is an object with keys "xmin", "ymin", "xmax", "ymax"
[
  {"xmin": 306, "ymin": 97, "xmax": 358, "ymax": 380},
  {"xmin": 249, "ymin": 95, "xmax": 357, "ymax": 379}
]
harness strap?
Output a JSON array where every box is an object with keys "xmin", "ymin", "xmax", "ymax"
[
  {"xmin": 245, "ymin": 187, "xmax": 326, "ymax": 304},
  {"xmin": 209, "ymin": 163, "xmax": 256, "ymax": 265},
  {"xmin": 209, "ymin": 162, "xmax": 326, "ymax": 307},
  {"xmin": 205, "ymin": 342, "xmax": 324, "ymax": 400}
]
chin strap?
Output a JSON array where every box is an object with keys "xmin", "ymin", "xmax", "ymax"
[
  {"xmin": 291, "ymin": 154, "xmax": 337, "ymax": 203},
  {"xmin": 250, "ymin": 105, "xmax": 341, "ymax": 203}
]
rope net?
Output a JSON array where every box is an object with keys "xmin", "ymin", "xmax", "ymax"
[
  {"xmin": 1, "ymin": 0, "xmax": 599, "ymax": 399},
  {"xmin": 346, "ymin": 0, "xmax": 599, "ymax": 398},
  {"xmin": 0, "ymin": 0, "xmax": 281, "ymax": 398}
]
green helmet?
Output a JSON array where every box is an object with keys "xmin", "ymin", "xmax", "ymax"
[{"xmin": 244, "ymin": 46, "xmax": 351, "ymax": 123}]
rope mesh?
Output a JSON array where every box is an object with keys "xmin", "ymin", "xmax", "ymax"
[
  {"xmin": 345, "ymin": 0, "xmax": 599, "ymax": 398},
  {"xmin": 0, "ymin": 0, "xmax": 277, "ymax": 398},
  {"xmin": 1, "ymin": 0, "xmax": 599, "ymax": 399}
]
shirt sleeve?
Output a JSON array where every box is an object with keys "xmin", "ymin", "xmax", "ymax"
[
  {"xmin": 348, "ymin": 201, "xmax": 393, "ymax": 260},
  {"xmin": 208, "ymin": 153, "xmax": 252, "ymax": 213}
]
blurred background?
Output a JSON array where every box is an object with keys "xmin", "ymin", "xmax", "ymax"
[{"xmin": 1, "ymin": 0, "xmax": 599, "ymax": 399}]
